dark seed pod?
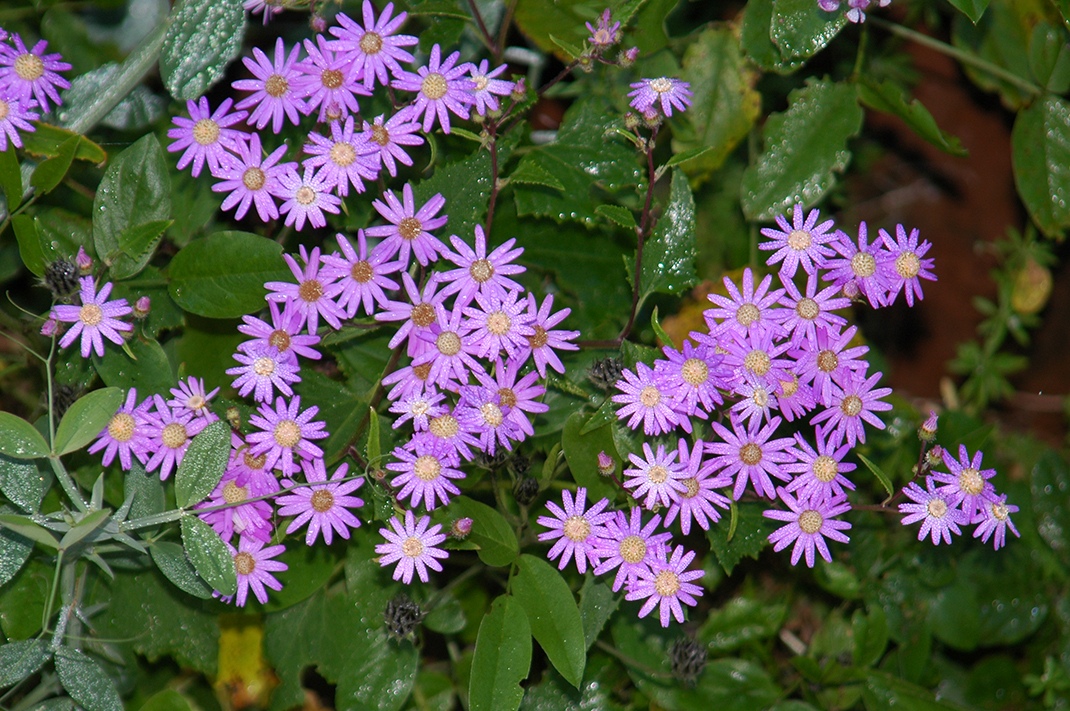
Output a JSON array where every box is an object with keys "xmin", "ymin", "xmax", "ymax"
[
  {"xmin": 384, "ymin": 593, "xmax": 425, "ymax": 640},
  {"xmin": 588, "ymin": 356, "xmax": 624, "ymax": 391},
  {"xmin": 43, "ymin": 259, "xmax": 79, "ymax": 300},
  {"xmin": 669, "ymin": 636, "xmax": 708, "ymax": 688},
  {"xmin": 512, "ymin": 476, "xmax": 540, "ymax": 507},
  {"xmin": 52, "ymin": 384, "xmax": 81, "ymax": 425}
]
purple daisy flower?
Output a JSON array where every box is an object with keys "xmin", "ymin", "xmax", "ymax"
[
  {"xmin": 365, "ymin": 183, "xmax": 449, "ymax": 267},
  {"xmin": 783, "ymin": 427, "xmax": 856, "ymax": 503},
  {"xmin": 142, "ymin": 395, "xmax": 209, "ymax": 481},
  {"xmin": 764, "ymin": 489, "xmax": 852, "ymax": 567},
  {"xmin": 463, "ymin": 288, "xmax": 534, "ymax": 361},
  {"xmin": 0, "ymin": 35, "xmax": 70, "ymax": 113},
  {"xmin": 423, "ymin": 410, "xmax": 482, "ymax": 462},
  {"xmin": 624, "ymin": 441, "xmax": 689, "ymax": 510},
  {"xmin": 439, "ymin": 225, "xmax": 525, "ymax": 307},
  {"xmin": 819, "ymin": 0, "xmax": 892, "ymax": 24},
  {"xmin": 719, "ymin": 328, "xmax": 794, "ymax": 393},
  {"xmin": 293, "ymin": 35, "xmax": 370, "ymax": 122},
  {"xmin": 227, "ymin": 343, "xmax": 301, "ymax": 402},
  {"xmin": 612, "ymin": 362, "xmax": 680, "ymax": 436},
  {"xmin": 232, "ymin": 37, "xmax": 306, "ymax": 134},
  {"xmin": 792, "ymin": 325, "xmax": 870, "ymax": 406},
  {"xmin": 264, "ymin": 246, "xmax": 346, "ymax": 335},
  {"xmin": 704, "ymin": 268, "xmax": 785, "ymax": 339},
  {"xmin": 328, "ymin": 1, "xmax": 418, "ymax": 89},
  {"xmin": 931, "ymin": 445, "xmax": 999, "ymax": 522},
  {"xmin": 87, "ymin": 388, "xmax": 152, "ymax": 471},
  {"xmin": 228, "ymin": 437, "xmax": 278, "ymax": 491},
  {"xmin": 728, "ymin": 374, "xmax": 780, "ymax": 427},
  {"xmin": 899, "ymin": 478, "xmax": 969, "ymax": 545},
  {"xmin": 822, "ymin": 222, "xmax": 891, "ymax": 308},
  {"xmin": 375, "ymin": 509, "xmax": 449, "ymax": 584},
  {"xmin": 536, "ymin": 487, "xmax": 613, "ymax": 574},
  {"xmin": 321, "ymin": 230, "xmax": 402, "ymax": 317},
  {"xmin": 382, "ymin": 361, "xmax": 437, "ymax": 402},
  {"xmin": 777, "ymin": 273, "xmax": 851, "ymax": 349},
  {"xmin": 361, "ymin": 111, "xmax": 424, "ymax": 177},
  {"xmin": 246, "ymin": 396, "xmax": 328, "ymax": 476},
  {"xmin": 391, "ymin": 43, "xmax": 475, "ymax": 133},
  {"xmin": 211, "ymin": 132, "xmax": 294, "ymax": 223},
  {"xmin": 389, "ymin": 388, "xmax": 447, "ymax": 431},
  {"xmin": 0, "ymin": 93, "xmax": 38, "ymax": 151},
  {"xmin": 225, "ymin": 537, "xmax": 288, "ymax": 607},
  {"xmin": 706, "ymin": 415, "xmax": 794, "ymax": 500},
  {"xmin": 237, "ymin": 300, "xmax": 322, "ymax": 366},
  {"xmin": 877, "ymin": 224, "xmax": 936, "ymax": 307},
  {"xmin": 166, "ymin": 97, "xmax": 248, "ymax": 178},
  {"xmin": 775, "ymin": 374, "xmax": 817, "ymax": 422},
  {"xmin": 48, "ymin": 276, "xmax": 133, "ymax": 358},
  {"xmin": 809, "ymin": 368, "xmax": 893, "ymax": 447},
  {"xmin": 277, "ymin": 166, "xmax": 342, "ymax": 231},
  {"xmin": 624, "ymin": 544, "xmax": 704, "ymax": 627},
  {"xmin": 375, "ymin": 272, "xmax": 450, "ymax": 357},
  {"xmin": 388, "ymin": 437, "xmax": 464, "ymax": 510},
  {"xmin": 468, "ymin": 60, "xmax": 513, "ymax": 116},
  {"xmin": 586, "ymin": 8, "xmax": 621, "ymax": 47},
  {"xmin": 303, "ymin": 116, "xmax": 379, "ymax": 197},
  {"xmin": 593, "ymin": 508, "xmax": 673, "ymax": 592},
  {"xmin": 456, "ymin": 384, "xmax": 522, "ymax": 455},
  {"xmin": 517, "ymin": 294, "xmax": 579, "ymax": 378},
  {"xmin": 278, "ymin": 459, "xmax": 364, "ymax": 545},
  {"xmin": 197, "ymin": 469, "xmax": 274, "ymax": 543},
  {"xmin": 656, "ymin": 339, "xmax": 727, "ymax": 419},
  {"xmin": 627, "ymin": 77, "xmax": 692, "ymax": 117},
  {"xmin": 759, "ymin": 203, "xmax": 838, "ymax": 277},
  {"xmin": 663, "ymin": 438, "xmax": 732, "ymax": 535},
  {"xmin": 972, "ymin": 495, "xmax": 1020, "ymax": 550},
  {"xmin": 414, "ymin": 303, "xmax": 485, "ymax": 388},
  {"xmin": 473, "ymin": 358, "xmax": 548, "ymax": 440},
  {"xmin": 168, "ymin": 376, "xmax": 220, "ymax": 421}
]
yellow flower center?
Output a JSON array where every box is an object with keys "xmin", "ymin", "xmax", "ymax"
[
  {"xmin": 486, "ymin": 311, "xmax": 511, "ymax": 336},
  {"xmin": 79, "ymin": 303, "xmax": 103, "ymax": 327},
  {"xmin": 436, "ymin": 331, "xmax": 461, "ymax": 356},
  {"xmin": 265, "ymin": 74, "xmax": 289, "ymax": 98},
  {"xmin": 161, "ymin": 423, "xmax": 188, "ymax": 449},
  {"xmin": 244, "ymin": 451, "xmax": 267, "ymax": 470},
  {"xmin": 681, "ymin": 358, "xmax": 708, "ymax": 386},
  {"xmin": 298, "ymin": 280, "xmax": 324, "ymax": 303},
  {"xmin": 421, "ymin": 73, "xmax": 448, "ymax": 100},
  {"xmin": 351, "ymin": 261, "xmax": 373, "ymax": 283},
  {"xmin": 321, "ymin": 69, "xmax": 344, "ymax": 89},
  {"xmin": 816, "ymin": 350, "xmax": 838, "ymax": 373},
  {"xmin": 647, "ymin": 465, "xmax": 668, "ymax": 484},
  {"xmin": 222, "ymin": 481, "xmax": 247, "ymax": 504},
  {"xmin": 841, "ymin": 394, "xmax": 863, "ymax": 417},
  {"xmin": 480, "ymin": 402, "xmax": 504, "ymax": 427},
  {"xmin": 639, "ymin": 386, "xmax": 660, "ymax": 408},
  {"xmin": 0, "ymin": 99, "xmax": 8, "ymax": 121},
  {"xmin": 799, "ymin": 510, "xmax": 823, "ymax": 535},
  {"xmin": 796, "ymin": 297, "xmax": 819, "ymax": 321},
  {"xmin": 498, "ymin": 388, "xmax": 517, "ymax": 408},
  {"xmin": 649, "ymin": 77, "xmax": 673, "ymax": 94},
  {"xmin": 851, "ymin": 252, "xmax": 876, "ymax": 278},
  {"xmin": 429, "ymin": 414, "xmax": 459, "ymax": 439},
  {"xmin": 959, "ymin": 467, "xmax": 984, "ymax": 496},
  {"xmin": 295, "ymin": 186, "xmax": 316, "ymax": 205},
  {"xmin": 414, "ymin": 455, "xmax": 441, "ymax": 482},
  {"xmin": 253, "ymin": 357, "xmax": 275, "ymax": 376},
  {"xmin": 562, "ymin": 515, "xmax": 590, "ymax": 542},
  {"xmin": 681, "ymin": 477, "xmax": 700, "ymax": 498},
  {"xmin": 470, "ymin": 258, "xmax": 494, "ymax": 283},
  {"xmin": 654, "ymin": 569, "xmax": 680, "ymax": 597},
  {"xmin": 744, "ymin": 350, "xmax": 771, "ymax": 377},
  {"xmin": 234, "ymin": 552, "xmax": 256, "ymax": 576},
  {"xmin": 740, "ymin": 443, "xmax": 762, "ymax": 466},
  {"xmin": 411, "ymin": 302, "xmax": 436, "ymax": 327},
  {"xmin": 780, "ymin": 374, "xmax": 799, "ymax": 397},
  {"xmin": 371, "ymin": 124, "xmax": 390, "ymax": 146},
  {"xmin": 107, "ymin": 413, "xmax": 136, "ymax": 442},
  {"xmin": 619, "ymin": 535, "xmax": 646, "ymax": 564},
  {"xmin": 401, "ymin": 536, "xmax": 423, "ymax": 558},
  {"xmin": 473, "ymin": 75, "xmax": 489, "ymax": 91},
  {"xmin": 927, "ymin": 498, "xmax": 948, "ymax": 518},
  {"xmin": 311, "ymin": 489, "xmax": 334, "ymax": 512},
  {"xmin": 243, "ymin": 167, "xmax": 266, "ymax": 191},
  {"xmin": 273, "ymin": 419, "xmax": 301, "ymax": 448},
  {"xmin": 269, "ymin": 329, "xmax": 291, "ymax": 352},
  {"xmin": 398, "ymin": 217, "xmax": 423, "ymax": 241},
  {"xmin": 330, "ymin": 142, "xmax": 357, "ymax": 167},
  {"xmin": 813, "ymin": 455, "xmax": 838, "ymax": 483},
  {"xmin": 14, "ymin": 53, "xmax": 44, "ymax": 81},
  {"xmin": 787, "ymin": 229, "xmax": 812, "ymax": 251},
  {"xmin": 192, "ymin": 118, "xmax": 220, "ymax": 146},
  {"xmin": 896, "ymin": 251, "xmax": 920, "ymax": 279},
  {"xmin": 736, "ymin": 303, "xmax": 760, "ymax": 326},
  {"xmin": 528, "ymin": 326, "xmax": 548, "ymax": 349},
  {"xmin": 360, "ymin": 32, "xmax": 383, "ymax": 55}
]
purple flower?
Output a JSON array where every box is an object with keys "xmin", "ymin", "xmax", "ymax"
[
  {"xmin": 764, "ymin": 489, "xmax": 852, "ymax": 567},
  {"xmin": 211, "ymin": 132, "xmax": 294, "ymax": 223},
  {"xmin": 321, "ymin": 230, "xmax": 402, "ymax": 317},
  {"xmin": 243, "ymin": 0, "xmax": 283, "ymax": 25},
  {"xmin": 277, "ymin": 166, "xmax": 342, "ymax": 231},
  {"xmin": 237, "ymin": 300, "xmax": 322, "ymax": 365},
  {"xmin": 88, "ymin": 388, "xmax": 152, "ymax": 471},
  {"xmin": 232, "ymin": 37, "xmax": 306, "ymax": 134},
  {"xmin": 899, "ymin": 478, "xmax": 969, "ymax": 545},
  {"xmin": 612, "ymin": 362, "xmax": 680, "ymax": 436},
  {"xmin": 819, "ymin": 0, "xmax": 892, "ymax": 23},
  {"xmin": 656, "ymin": 339, "xmax": 727, "ymax": 418},
  {"xmin": 809, "ymin": 368, "xmax": 893, "ymax": 447},
  {"xmin": 48, "ymin": 277, "xmax": 133, "ymax": 358},
  {"xmin": 822, "ymin": 222, "xmax": 890, "ymax": 308},
  {"xmin": 225, "ymin": 537, "xmax": 287, "ymax": 607},
  {"xmin": 593, "ymin": 508, "xmax": 673, "ymax": 592},
  {"xmin": 518, "ymin": 294, "xmax": 579, "ymax": 378},
  {"xmin": 878, "ymin": 224, "xmax": 936, "ymax": 307},
  {"xmin": 439, "ymin": 225, "xmax": 525, "ymax": 307},
  {"xmin": 586, "ymin": 8, "xmax": 621, "ymax": 47},
  {"xmin": 388, "ymin": 437, "xmax": 464, "ymax": 510},
  {"xmin": 784, "ymin": 427, "xmax": 856, "ymax": 503},
  {"xmin": 663, "ymin": 438, "xmax": 732, "ymax": 535},
  {"xmin": 777, "ymin": 273, "xmax": 851, "ymax": 349},
  {"xmin": 197, "ymin": 470, "xmax": 274, "ymax": 543},
  {"xmin": 456, "ymin": 385, "xmax": 522, "ymax": 455},
  {"xmin": 424, "ymin": 410, "xmax": 481, "ymax": 461},
  {"xmin": 227, "ymin": 343, "xmax": 301, "ymax": 402},
  {"xmin": 328, "ymin": 1, "xmax": 418, "ymax": 89},
  {"xmin": 362, "ymin": 111, "xmax": 424, "ymax": 176},
  {"xmin": 624, "ymin": 545, "xmax": 703, "ymax": 627},
  {"xmin": 303, "ymin": 116, "xmax": 379, "ymax": 197},
  {"xmin": 389, "ymin": 389, "xmax": 447, "ymax": 431},
  {"xmin": 264, "ymin": 246, "xmax": 346, "ymax": 335},
  {"xmin": 414, "ymin": 303, "xmax": 484, "ymax": 388},
  {"xmin": 167, "ymin": 97, "xmax": 248, "ymax": 178},
  {"xmin": 628, "ymin": 77, "xmax": 692, "ymax": 117},
  {"xmin": 536, "ymin": 487, "xmax": 613, "ymax": 574},
  {"xmin": 365, "ymin": 184, "xmax": 449, "ymax": 267},
  {"xmin": 624, "ymin": 441, "xmax": 688, "ymax": 509},
  {"xmin": 375, "ymin": 272, "xmax": 449, "ymax": 357},
  {"xmin": 168, "ymin": 377, "xmax": 220, "ymax": 421},
  {"xmin": 142, "ymin": 396, "xmax": 209, "ymax": 481},
  {"xmin": 759, "ymin": 203, "xmax": 838, "ymax": 277},
  {"xmin": 391, "ymin": 43, "xmax": 475, "ymax": 133},
  {"xmin": 703, "ymin": 268, "xmax": 785, "ymax": 339},
  {"xmin": 0, "ymin": 93, "xmax": 38, "ymax": 151},
  {"xmin": 278, "ymin": 459, "xmax": 364, "ymax": 545},
  {"xmin": 775, "ymin": 374, "xmax": 816, "ymax": 422},
  {"xmin": 706, "ymin": 415, "xmax": 794, "ymax": 500},
  {"xmin": 728, "ymin": 375, "xmax": 779, "ymax": 427},
  {"xmin": 931, "ymin": 445, "xmax": 998, "ymax": 522},
  {"xmin": 468, "ymin": 60, "xmax": 513, "ymax": 115},
  {"xmin": 473, "ymin": 358, "xmax": 548, "ymax": 439},
  {"xmin": 247, "ymin": 396, "xmax": 328, "ymax": 476},
  {"xmin": 375, "ymin": 510, "xmax": 449, "ymax": 584},
  {"xmin": 972, "ymin": 495, "xmax": 1020, "ymax": 550},
  {"xmin": 293, "ymin": 35, "xmax": 370, "ymax": 122},
  {"xmin": 0, "ymin": 35, "xmax": 70, "ymax": 113},
  {"xmin": 719, "ymin": 328, "xmax": 794, "ymax": 393},
  {"xmin": 463, "ymin": 289, "xmax": 534, "ymax": 361},
  {"xmin": 792, "ymin": 325, "xmax": 870, "ymax": 406}
]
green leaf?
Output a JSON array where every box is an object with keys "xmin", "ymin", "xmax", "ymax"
[
  {"xmin": 261, "ymin": 543, "xmax": 338, "ymax": 613},
  {"xmin": 740, "ymin": 79, "xmax": 863, "ymax": 221},
  {"xmin": 0, "ymin": 455, "xmax": 48, "ymax": 512},
  {"xmin": 124, "ymin": 461, "xmax": 165, "ymax": 521},
  {"xmin": 510, "ymin": 159, "xmax": 566, "ymax": 191},
  {"xmin": 93, "ymin": 134, "xmax": 171, "ymax": 279},
  {"xmin": 948, "ymin": 0, "xmax": 991, "ymax": 23},
  {"xmin": 150, "ymin": 541, "xmax": 214, "ymax": 599},
  {"xmin": 852, "ymin": 606, "xmax": 889, "ymax": 668},
  {"xmin": 1029, "ymin": 21, "xmax": 1070, "ymax": 93},
  {"xmin": 856, "ymin": 453, "xmax": 895, "ymax": 499},
  {"xmin": 93, "ymin": 337, "xmax": 176, "ymax": 395},
  {"xmin": 672, "ymin": 27, "xmax": 762, "ymax": 177},
  {"xmin": 772, "ymin": 0, "xmax": 848, "ymax": 61},
  {"xmin": 0, "ymin": 639, "xmax": 51, "ymax": 688},
  {"xmin": 139, "ymin": 689, "xmax": 193, "ymax": 711},
  {"xmin": 33, "ymin": 207, "xmax": 94, "ymax": 273},
  {"xmin": 30, "ymin": 135, "xmax": 79, "ymax": 195},
  {"xmin": 60, "ymin": 63, "xmax": 166, "ymax": 132},
  {"xmin": 180, "ymin": 515, "xmax": 237, "ymax": 596},
  {"xmin": 118, "ymin": 219, "xmax": 173, "ymax": 263},
  {"xmin": 1012, "ymin": 95, "xmax": 1070, "ymax": 238},
  {"xmin": 595, "ymin": 204, "xmax": 637, "ymax": 229},
  {"xmin": 513, "ymin": 97, "xmax": 642, "ymax": 226},
  {"xmin": 1031, "ymin": 450, "xmax": 1070, "ymax": 567},
  {"xmin": 59, "ymin": 508, "xmax": 111, "ymax": 551},
  {"xmin": 0, "ymin": 145, "xmax": 23, "ymax": 210},
  {"xmin": 578, "ymin": 577, "xmax": 619, "ymax": 650},
  {"xmin": 424, "ymin": 595, "xmax": 466, "ymax": 635},
  {"xmin": 863, "ymin": 670, "xmax": 973, "ymax": 711},
  {"xmin": 513, "ymin": 0, "xmax": 647, "ymax": 59},
  {"xmin": 54, "ymin": 647, "xmax": 123, "ymax": 711},
  {"xmin": 706, "ymin": 502, "xmax": 776, "ymax": 575},
  {"xmin": 741, "ymin": 0, "xmax": 807, "ymax": 74},
  {"xmin": 512, "ymin": 555, "xmax": 586, "ymax": 688},
  {"xmin": 0, "ymin": 559, "xmax": 50, "ymax": 639},
  {"xmin": 650, "ymin": 307, "xmax": 674, "ymax": 348},
  {"xmin": 0, "ymin": 514, "xmax": 58, "ymax": 549},
  {"xmin": 366, "ymin": 407, "xmax": 381, "ymax": 467},
  {"xmin": 449, "ymin": 496, "xmax": 519, "ymax": 567},
  {"xmin": 857, "ymin": 78, "xmax": 967, "ymax": 156},
  {"xmin": 161, "ymin": 0, "xmax": 246, "ymax": 100},
  {"xmin": 12, "ymin": 214, "xmax": 44, "ymax": 277},
  {"xmin": 469, "ymin": 595, "xmax": 532, "ymax": 711},
  {"xmin": 698, "ymin": 597, "xmax": 788, "ymax": 653},
  {"xmin": 0, "ymin": 412, "xmax": 50, "ymax": 460},
  {"xmin": 561, "ymin": 412, "xmax": 619, "ymax": 503},
  {"xmin": 0, "ymin": 520, "xmax": 32, "ymax": 587},
  {"xmin": 951, "ymin": 3, "xmax": 1035, "ymax": 109},
  {"xmin": 640, "ymin": 169, "xmax": 697, "ymax": 302},
  {"xmin": 20, "ymin": 124, "xmax": 106, "ymax": 164},
  {"xmin": 175, "ymin": 420, "xmax": 230, "ymax": 508},
  {"xmin": 53, "ymin": 387, "xmax": 124, "ymax": 457},
  {"xmin": 168, "ymin": 231, "xmax": 290, "ymax": 318}
]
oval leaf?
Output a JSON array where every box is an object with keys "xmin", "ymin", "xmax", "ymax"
[
  {"xmin": 161, "ymin": 0, "xmax": 246, "ymax": 100},
  {"xmin": 640, "ymin": 169, "xmax": 698, "ymax": 302},
  {"xmin": 180, "ymin": 515, "xmax": 237, "ymax": 596},
  {"xmin": 0, "ymin": 412, "xmax": 49, "ymax": 460},
  {"xmin": 150, "ymin": 541, "xmax": 213, "ymax": 599},
  {"xmin": 53, "ymin": 387, "xmax": 124, "ymax": 457},
  {"xmin": 0, "ymin": 639, "xmax": 52, "ymax": 688},
  {"xmin": 167, "ymin": 231, "xmax": 290, "ymax": 318},
  {"xmin": 175, "ymin": 420, "xmax": 230, "ymax": 508},
  {"xmin": 1012, "ymin": 95, "xmax": 1070, "ymax": 238},
  {"xmin": 771, "ymin": 0, "xmax": 847, "ymax": 61},
  {"xmin": 54, "ymin": 647, "xmax": 123, "ymax": 711},
  {"xmin": 0, "ymin": 455, "xmax": 49, "ymax": 512},
  {"xmin": 448, "ymin": 496, "xmax": 519, "ymax": 567},
  {"xmin": 0, "ymin": 145, "xmax": 23, "ymax": 210},
  {"xmin": 0, "ymin": 523, "xmax": 33, "ymax": 587},
  {"xmin": 512, "ymin": 554, "xmax": 586, "ymax": 688},
  {"xmin": 469, "ymin": 595, "xmax": 531, "ymax": 711}
]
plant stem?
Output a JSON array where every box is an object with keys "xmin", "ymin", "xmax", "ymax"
[
  {"xmin": 617, "ymin": 132, "xmax": 659, "ymax": 342},
  {"xmin": 467, "ymin": 0, "xmax": 501, "ymax": 62},
  {"xmin": 49, "ymin": 457, "xmax": 88, "ymax": 514},
  {"xmin": 485, "ymin": 122, "xmax": 501, "ymax": 234}
]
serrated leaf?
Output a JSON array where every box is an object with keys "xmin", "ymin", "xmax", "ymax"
[
  {"xmin": 168, "ymin": 231, "xmax": 290, "ymax": 318},
  {"xmin": 181, "ymin": 515, "xmax": 236, "ymax": 596},
  {"xmin": 948, "ymin": 0, "xmax": 991, "ymax": 23},
  {"xmin": 0, "ymin": 639, "xmax": 51, "ymax": 688},
  {"xmin": 470, "ymin": 595, "xmax": 532, "ymax": 711},
  {"xmin": 30, "ymin": 135, "xmax": 79, "ymax": 195},
  {"xmin": 1012, "ymin": 95, "xmax": 1070, "ymax": 238},
  {"xmin": 772, "ymin": 0, "xmax": 847, "ymax": 60},
  {"xmin": 19, "ymin": 124, "xmax": 106, "ymax": 164},
  {"xmin": 640, "ymin": 169, "xmax": 697, "ymax": 302},
  {"xmin": 561, "ymin": 412, "xmax": 618, "ymax": 503},
  {"xmin": 93, "ymin": 337, "xmax": 176, "ymax": 395},
  {"xmin": 856, "ymin": 453, "xmax": 894, "ymax": 499},
  {"xmin": 54, "ymin": 647, "xmax": 122, "ymax": 711},
  {"xmin": 150, "ymin": 541, "xmax": 214, "ymax": 599},
  {"xmin": 0, "ymin": 145, "xmax": 23, "ymax": 209},
  {"xmin": 510, "ymin": 159, "xmax": 565, "ymax": 191},
  {"xmin": 449, "ymin": 496, "xmax": 519, "ymax": 567},
  {"xmin": 93, "ymin": 134, "xmax": 171, "ymax": 279},
  {"xmin": 548, "ymin": 33, "xmax": 583, "ymax": 59},
  {"xmin": 161, "ymin": 0, "xmax": 246, "ymax": 100},
  {"xmin": 673, "ymin": 27, "xmax": 761, "ymax": 177},
  {"xmin": 0, "ymin": 455, "xmax": 48, "ymax": 512},
  {"xmin": 706, "ymin": 502, "xmax": 776, "ymax": 575},
  {"xmin": 175, "ymin": 420, "xmax": 230, "ymax": 508},
  {"xmin": 595, "ymin": 204, "xmax": 636, "ymax": 229},
  {"xmin": 53, "ymin": 387, "xmax": 123, "ymax": 457},
  {"xmin": 0, "ymin": 412, "xmax": 49, "ymax": 460},
  {"xmin": 512, "ymin": 555, "xmax": 586, "ymax": 688},
  {"xmin": 741, "ymin": 79, "xmax": 863, "ymax": 221},
  {"xmin": 858, "ymin": 78, "xmax": 967, "ymax": 156}
]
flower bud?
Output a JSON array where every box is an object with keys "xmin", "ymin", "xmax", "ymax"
[
  {"xmin": 578, "ymin": 55, "xmax": 594, "ymax": 73},
  {"xmin": 513, "ymin": 476, "xmax": 540, "ymax": 506},
  {"xmin": 669, "ymin": 636, "xmax": 708, "ymax": 688},
  {"xmin": 842, "ymin": 280, "xmax": 861, "ymax": 300},
  {"xmin": 226, "ymin": 406, "xmax": 242, "ymax": 431},
  {"xmin": 918, "ymin": 410, "xmax": 938, "ymax": 442},
  {"xmin": 134, "ymin": 296, "xmax": 151, "ymax": 319},
  {"xmin": 309, "ymin": 13, "xmax": 327, "ymax": 33},
  {"xmin": 597, "ymin": 450, "xmax": 615, "ymax": 477},
  {"xmin": 925, "ymin": 444, "xmax": 944, "ymax": 469},
  {"xmin": 641, "ymin": 109, "xmax": 663, "ymax": 130},
  {"xmin": 511, "ymin": 78, "xmax": 527, "ymax": 102},
  {"xmin": 623, "ymin": 111, "xmax": 641, "ymax": 131},
  {"xmin": 451, "ymin": 517, "xmax": 473, "ymax": 539},
  {"xmin": 40, "ymin": 318, "xmax": 59, "ymax": 338},
  {"xmin": 43, "ymin": 259, "xmax": 78, "ymax": 300},
  {"xmin": 384, "ymin": 593, "xmax": 424, "ymax": 640},
  {"xmin": 619, "ymin": 46, "xmax": 639, "ymax": 67},
  {"xmin": 76, "ymin": 246, "xmax": 93, "ymax": 275}
]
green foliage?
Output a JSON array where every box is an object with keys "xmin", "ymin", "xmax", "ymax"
[
  {"xmin": 53, "ymin": 388, "xmax": 124, "ymax": 457},
  {"xmin": 511, "ymin": 554, "xmax": 586, "ymax": 688},
  {"xmin": 174, "ymin": 420, "xmax": 230, "ymax": 508},
  {"xmin": 180, "ymin": 515, "xmax": 237, "ymax": 597},
  {"xmin": 1011, "ymin": 95, "xmax": 1070, "ymax": 238},
  {"xmin": 469, "ymin": 595, "xmax": 532, "ymax": 711},
  {"xmin": 639, "ymin": 169, "xmax": 697, "ymax": 302},
  {"xmin": 0, "ymin": 412, "xmax": 50, "ymax": 460},
  {"xmin": 160, "ymin": 0, "xmax": 246, "ymax": 100}
]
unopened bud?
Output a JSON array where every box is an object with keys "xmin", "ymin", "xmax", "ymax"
[
  {"xmin": 310, "ymin": 13, "xmax": 327, "ymax": 33},
  {"xmin": 471, "ymin": 110, "xmax": 486, "ymax": 125},
  {"xmin": 642, "ymin": 109, "xmax": 662, "ymax": 130},
  {"xmin": 925, "ymin": 445, "xmax": 944, "ymax": 469},
  {"xmin": 451, "ymin": 517, "xmax": 473, "ymax": 539},
  {"xmin": 226, "ymin": 406, "xmax": 242, "ymax": 431},
  {"xmin": 623, "ymin": 111, "xmax": 640, "ymax": 131},
  {"xmin": 513, "ymin": 476, "xmax": 540, "ymax": 506},
  {"xmin": 619, "ymin": 46, "xmax": 639, "ymax": 67},
  {"xmin": 511, "ymin": 78, "xmax": 527, "ymax": 102},
  {"xmin": 578, "ymin": 55, "xmax": 594, "ymax": 73},
  {"xmin": 597, "ymin": 450, "xmax": 615, "ymax": 477},
  {"xmin": 76, "ymin": 246, "xmax": 93, "ymax": 275},
  {"xmin": 918, "ymin": 411, "xmax": 938, "ymax": 442},
  {"xmin": 134, "ymin": 296, "xmax": 151, "ymax": 319},
  {"xmin": 40, "ymin": 317, "xmax": 59, "ymax": 338},
  {"xmin": 842, "ymin": 280, "xmax": 861, "ymax": 300}
]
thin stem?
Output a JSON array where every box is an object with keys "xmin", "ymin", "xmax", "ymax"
[
  {"xmin": 49, "ymin": 456, "xmax": 89, "ymax": 514},
  {"xmin": 869, "ymin": 17, "xmax": 1043, "ymax": 98},
  {"xmin": 467, "ymin": 0, "xmax": 501, "ymax": 62},
  {"xmin": 485, "ymin": 121, "xmax": 501, "ymax": 234},
  {"xmin": 618, "ymin": 132, "xmax": 659, "ymax": 342},
  {"xmin": 41, "ymin": 550, "xmax": 64, "ymax": 635}
]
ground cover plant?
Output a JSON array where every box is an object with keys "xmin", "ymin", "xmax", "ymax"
[{"xmin": 1, "ymin": 0, "xmax": 1070, "ymax": 709}]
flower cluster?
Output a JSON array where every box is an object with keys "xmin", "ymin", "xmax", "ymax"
[
  {"xmin": 817, "ymin": 0, "xmax": 892, "ymax": 24},
  {"xmin": 167, "ymin": 0, "xmax": 518, "ymax": 231},
  {"xmin": 0, "ymin": 27, "xmax": 69, "ymax": 151}
]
